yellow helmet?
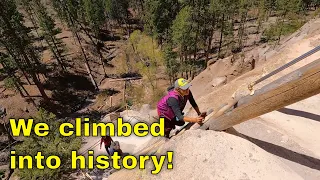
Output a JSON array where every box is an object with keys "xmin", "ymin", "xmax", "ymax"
[{"xmin": 174, "ymin": 78, "xmax": 191, "ymax": 90}]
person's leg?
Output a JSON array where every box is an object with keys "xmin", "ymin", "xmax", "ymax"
[
  {"xmin": 108, "ymin": 147, "xmax": 114, "ymax": 156},
  {"xmin": 163, "ymin": 117, "xmax": 175, "ymax": 138},
  {"xmin": 105, "ymin": 145, "xmax": 110, "ymax": 155},
  {"xmin": 169, "ymin": 120, "xmax": 185, "ymax": 136},
  {"xmin": 174, "ymin": 120, "xmax": 185, "ymax": 127}
]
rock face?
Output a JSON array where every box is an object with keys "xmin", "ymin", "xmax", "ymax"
[
  {"xmin": 206, "ymin": 59, "xmax": 216, "ymax": 68},
  {"xmin": 109, "ymin": 130, "xmax": 303, "ymax": 180},
  {"xmin": 0, "ymin": 105, "xmax": 6, "ymax": 118},
  {"xmin": 211, "ymin": 76, "xmax": 227, "ymax": 87},
  {"xmin": 139, "ymin": 104, "xmax": 151, "ymax": 117}
]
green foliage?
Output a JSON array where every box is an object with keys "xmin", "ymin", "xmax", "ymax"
[
  {"xmin": 313, "ymin": 6, "xmax": 320, "ymax": 16},
  {"xmin": 32, "ymin": 0, "xmax": 67, "ymax": 69},
  {"xmin": 262, "ymin": 19, "xmax": 304, "ymax": 41},
  {"xmin": 128, "ymin": 30, "xmax": 164, "ymax": 103},
  {"xmin": 4, "ymin": 77, "xmax": 16, "ymax": 89},
  {"xmin": 0, "ymin": 0, "xmax": 48, "ymax": 101},
  {"xmin": 276, "ymin": 0, "xmax": 303, "ymax": 15},
  {"xmin": 51, "ymin": 0, "xmax": 81, "ymax": 27},
  {"xmin": 143, "ymin": 0, "xmax": 179, "ymax": 41},
  {"xmin": 33, "ymin": 0, "xmax": 61, "ymax": 37},
  {"xmin": 15, "ymin": 109, "xmax": 82, "ymax": 180},
  {"xmin": 105, "ymin": 0, "xmax": 129, "ymax": 22},
  {"xmin": 0, "ymin": 0, "xmax": 32, "ymax": 53},
  {"xmin": 163, "ymin": 43, "xmax": 179, "ymax": 82},
  {"xmin": 171, "ymin": 6, "xmax": 194, "ymax": 48},
  {"xmin": 126, "ymin": 85, "xmax": 145, "ymax": 107},
  {"xmin": 83, "ymin": 0, "xmax": 105, "ymax": 35},
  {"xmin": 0, "ymin": 170, "xmax": 4, "ymax": 178},
  {"xmin": 0, "ymin": 53, "xmax": 17, "ymax": 70},
  {"xmin": 129, "ymin": 30, "xmax": 164, "ymax": 65}
]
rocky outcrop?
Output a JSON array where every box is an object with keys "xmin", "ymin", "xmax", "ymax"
[
  {"xmin": 0, "ymin": 106, "xmax": 6, "ymax": 118},
  {"xmin": 211, "ymin": 76, "xmax": 227, "ymax": 87},
  {"xmin": 109, "ymin": 130, "xmax": 303, "ymax": 180}
]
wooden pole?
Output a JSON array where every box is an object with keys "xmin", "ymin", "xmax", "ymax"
[
  {"xmin": 109, "ymin": 96, "xmax": 113, "ymax": 107},
  {"xmin": 201, "ymin": 58, "xmax": 320, "ymax": 131},
  {"xmin": 109, "ymin": 77, "xmax": 141, "ymax": 82}
]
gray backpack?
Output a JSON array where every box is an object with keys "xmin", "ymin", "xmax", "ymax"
[{"xmin": 110, "ymin": 141, "xmax": 120, "ymax": 150}]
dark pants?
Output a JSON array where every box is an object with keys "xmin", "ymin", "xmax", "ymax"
[
  {"xmin": 105, "ymin": 145, "xmax": 111, "ymax": 155},
  {"xmin": 163, "ymin": 117, "xmax": 185, "ymax": 138}
]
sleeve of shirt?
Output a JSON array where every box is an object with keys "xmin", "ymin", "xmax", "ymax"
[
  {"xmin": 188, "ymin": 91, "xmax": 198, "ymax": 108},
  {"xmin": 167, "ymin": 97, "xmax": 184, "ymax": 121}
]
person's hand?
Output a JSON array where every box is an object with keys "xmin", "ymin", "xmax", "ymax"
[
  {"xmin": 194, "ymin": 116, "xmax": 204, "ymax": 124},
  {"xmin": 200, "ymin": 112, "xmax": 207, "ymax": 118}
]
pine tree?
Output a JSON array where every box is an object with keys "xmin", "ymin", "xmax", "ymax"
[
  {"xmin": 105, "ymin": 0, "xmax": 129, "ymax": 32},
  {"xmin": 83, "ymin": 0, "xmax": 107, "ymax": 75},
  {"xmin": 143, "ymin": 0, "xmax": 179, "ymax": 43},
  {"xmin": 19, "ymin": 0, "xmax": 44, "ymax": 48},
  {"xmin": 0, "ymin": 0, "xmax": 49, "ymax": 100},
  {"xmin": 275, "ymin": 0, "xmax": 303, "ymax": 44},
  {"xmin": 0, "ymin": 52, "xmax": 25, "ymax": 97},
  {"xmin": 237, "ymin": 0, "xmax": 251, "ymax": 51},
  {"xmin": 163, "ymin": 43, "xmax": 179, "ymax": 83},
  {"xmin": 32, "ymin": 0, "xmax": 67, "ymax": 72},
  {"xmin": 15, "ymin": 109, "xmax": 82, "ymax": 179},
  {"xmin": 51, "ymin": 0, "xmax": 99, "ymax": 90},
  {"xmin": 171, "ymin": 6, "xmax": 195, "ymax": 79}
]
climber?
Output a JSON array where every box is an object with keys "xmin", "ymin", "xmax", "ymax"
[
  {"xmin": 100, "ymin": 135, "xmax": 114, "ymax": 155},
  {"xmin": 109, "ymin": 141, "xmax": 124, "ymax": 156},
  {"xmin": 157, "ymin": 78, "xmax": 206, "ymax": 138}
]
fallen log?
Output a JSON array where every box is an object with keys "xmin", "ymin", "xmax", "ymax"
[
  {"xmin": 109, "ymin": 77, "xmax": 142, "ymax": 82},
  {"xmin": 201, "ymin": 58, "xmax": 320, "ymax": 131}
]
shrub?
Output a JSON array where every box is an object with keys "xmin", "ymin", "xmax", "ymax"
[
  {"xmin": 14, "ymin": 109, "xmax": 82, "ymax": 180},
  {"xmin": 262, "ymin": 19, "xmax": 304, "ymax": 42}
]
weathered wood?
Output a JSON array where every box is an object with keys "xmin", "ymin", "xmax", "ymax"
[
  {"xmin": 178, "ymin": 99, "xmax": 238, "ymax": 134},
  {"xmin": 201, "ymin": 58, "xmax": 320, "ymax": 131},
  {"xmin": 109, "ymin": 77, "xmax": 142, "ymax": 82},
  {"xmin": 109, "ymin": 96, "xmax": 113, "ymax": 107}
]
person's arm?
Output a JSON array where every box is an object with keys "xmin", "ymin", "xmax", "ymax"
[
  {"xmin": 167, "ymin": 97, "xmax": 203, "ymax": 123},
  {"xmin": 189, "ymin": 91, "xmax": 201, "ymax": 115},
  {"xmin": 167, "ymin": 97, "xmax": 184, "ymax": 121},
  {"xmin": 183, "ymin": 116, "xmax": 203, "ymax": 123}
]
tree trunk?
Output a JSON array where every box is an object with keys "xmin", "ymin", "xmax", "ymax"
[
  {"xmin": 0, "ymin": 40, "xmax": 33, "ymax": 85},
  {"xmin": 0, "ymin": 5, "xmax": 49, "ymax": 101},
  {"xmin": 77, "ymin": 22, "xmax": 107, "ymax": 76},
  {"xmin": 63, "ymin": 3, "xmax": 99, "ymax": 90},
  {"xmin": 193, "ymin": 19, "xmax": 200, "ymax": 79},
  {"xmin": 277, "ymin": 14, "xmax": 286, "ymax": 45},
  {"xmin": 238, "ymin": 11, "xmax": 248, "ymax": 51},
  {"xmin": 205, "ymin": 17, "xmax": 215, "ymax": 64},
  {"xmin": 218, "ymin": 14, "xmax": 225, "ymax": 59},
  {"xmin": 184, "ymin": 50, "xmax": 188, "ymax": 79},
  {"xmin": 97, "ymin": 41, "xmax": 107, "ymax": 76},
  {"xmin": 45, "ymin": 37, "xmax": 65, "ymax": 71},
  {"xmin": 26, "ymin": 6, "xmax": 44, "ymax": 49},
  {"xmin": 75, "ymin": 32, "xmax": 99, "ymax": 90},
  {"xmin": 50, "ymin": 35, "xmax": 67, "ymax": 71},
  {"xmin": 179, "ymin": 53, "xmax": 183, "ymax": 77},
  {"xmin": 23, "ymin": 54, "xmax": 49, "ymax": 100}
]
